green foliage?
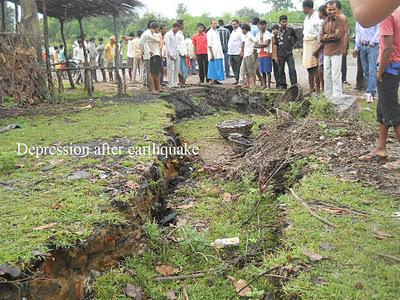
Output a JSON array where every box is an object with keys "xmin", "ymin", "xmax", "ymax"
[
  {"xmin": 309, "ymin": 96, "xmax": 336, "ymax": 119},
  {"xmin": 263, "ymin": 0, "xmax": 296, "ymax": 11},
  {"xmin": 235, "ymin": 7, "xmax": 262, "ymax": 22},
  {"xmin": 263, "ymin": 9, "xmax": 304, "ymax": 24}
]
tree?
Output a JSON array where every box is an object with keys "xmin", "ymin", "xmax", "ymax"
[
  {"xmin": 235, "ymin": 7, "xmax": 260, "ymax": 22},
  {"xmin": 176, "ymin": 3, "xmax": 188, "ymax": 18},
  {"xmin": 263, "ymin": 0, "xmax": 295, "ymax": 11}
]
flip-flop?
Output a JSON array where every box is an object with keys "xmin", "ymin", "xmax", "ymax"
[
  {"xmin": 383, "ymin": 161, "xmax": 400, "ymax": 170},
  {"xmin": 359, "ymin": 152, "xmax": 388, "ymax": 162}
]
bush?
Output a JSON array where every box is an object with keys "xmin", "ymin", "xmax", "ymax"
[{"xmin": 309, "ymin": 96, "xmax": 335, "ymax": 119}]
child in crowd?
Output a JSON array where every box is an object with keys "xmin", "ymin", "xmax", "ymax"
[
  {"xmin": 241, "ymin": 24, "xmax": 257, "ymax": 87},
  {"xmin": 255, "ymin": 20, "xmax": 273, "ymax": 88}
]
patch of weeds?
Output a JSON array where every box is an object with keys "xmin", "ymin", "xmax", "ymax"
[
  {"xmin": 269, "ymin": 173, "xmax": 400, "ymax": 299},
  {"xmin": 318, "ymin": 122, "xmax": 349, "ymax": 137},
  {"xmin": 2, "ymin": 96, "xmax": 18, "ymax": 108},
  {"xmin": 280, "ymin": 101, "xmax": 306, "ymax": 118},
  {"xmin": 309, "ymin": 96, "xmax": 335, "ymax": 119}
]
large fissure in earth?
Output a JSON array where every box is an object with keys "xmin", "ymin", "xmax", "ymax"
[{"xmin": 0, "ymin": 87, "xmax": 294, "ymax": 300}]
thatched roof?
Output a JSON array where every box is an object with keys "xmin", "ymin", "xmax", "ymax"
[{"xmin": 9, "ymin": 0, "xmax": 143, "ymax": 20}]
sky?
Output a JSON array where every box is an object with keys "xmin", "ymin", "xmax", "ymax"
[{"xmin": 139, "ymin": 0, "xmax": 326, "ymax": 18}]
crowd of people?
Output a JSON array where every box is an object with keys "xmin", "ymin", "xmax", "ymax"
[{"xmin": 51, "ymin": 0, "xmax": 400, "ymax": 169}]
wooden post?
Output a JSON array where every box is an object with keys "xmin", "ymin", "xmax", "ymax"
[
  {"xmin": 78, "ymin": 18, "xmax": 92, "ymax": 96},
  {"xmin": 59, "ymin": 18, "xmax": 75, "ymax": 89},
  {"xmin": 112, "ymin": 10, "xmax": 123, "ymax": 96},
  {"xmin": 14, "ymin": 0, "xmax": 19, "ymax": 32},
  {"xmin": 42, "ymin": 0, "xmax": 53, "ymax": 92},
  {"xmin": 1, "ymin": 0, "xmax": 6, "ymax": 32}
]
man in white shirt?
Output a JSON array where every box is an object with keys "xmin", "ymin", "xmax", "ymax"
[
  {"xmin": 164, "ymin": 22, "xmax": 181, "ymax": 88},
  {"xmin": 303, "ymin": 0, "xmax": 322, "ymax": 93},
  {"xmin": 139, "ymin": 23, "xmax": 153, "ymax": 89},
  {"xmin": 228, "ymin": 19, "xmax": 243, "ymax": 84},
  {"xmin": 241, "ymin": 24, "xmax": 257, "ymax": 87},
  {"xmin": 73, "ymin": 39, "xmax": 85, "ymax": 84},
  {"xmin": 176, "ymin": 20, "xmax": 188, "ymax": 87},
  {"xmin": 207, "ymin": 19, "xmax": 225, "ymax": 84},
  {"xmin": 132, "ymin": 31, "xmax": 143, "ymax": 83},
  {"xmin": 127, "ymin": 32, "xmax": 135, "ymax": 82},
  {"xmin": 87, "ymin": 37, "xmax": 97, "ymax": 82},
  {"xmin": 147, "ymin": 22, "xmax": 162, "ymax": 94}
]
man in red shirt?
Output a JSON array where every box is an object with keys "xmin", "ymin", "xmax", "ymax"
[
  {"xmin": 361, "ymin": 7, "xmax": 400, "ymax": 170},
  {"xmin": 192, "ymin": 23, "xmax": 208, "ymax": 83}
]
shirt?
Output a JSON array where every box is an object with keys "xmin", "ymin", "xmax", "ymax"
[
  {"xmin": 97, "ymin": 44, "xmax": 105, "ymax": 62},
  {"xmin": 320, "ymin": 15, "xmax": 347, "ymax": 56},
  {"xmin": 379, "ymin": 7, "xmax": 400, "ymax": 63},
  {"xmin": 192, "ymin": 32, "xmax": 208, "ymax": 55},
  {"xmin": 147, "ymin": 32, "xmax": 162, "ymax": 57},
  {"xmin": 139, "ymin": 29, "xmax": 152, "ymax": 60},
  {"xmin": 207, "ymin": 28, "xmax": 224, "ymax": 60},
  {"xmin": 164, "ymin": 30, "xmax": 179, "ymax": 58},
  {"xmin": 127, "ymin": 39, "xmax": 135, "ymax": 58},
  {"xmin": 217, "ymin": 26, "xmax": 230, "ymax": 49},
  {"xmin": 105, "ymin": 43, "xmax": 116, "ymax": 62},
  {"xmin": 132, "ymin": 37, "xmax": 142, "ymax": 59},
  {"xmin": 176, "ymin": 31, "xmax": 187, "ymax": 57},
  {"xmin": 228, "ymin": 27, "xmax": 243, "ymax": 55},
  {"xmin": 256, "ymin": 30, "xmax": 272, "ymax": 57},
  {"xmin": 243, "ymin": 32, "xmax": 256, "ymax": 57},
  {"xmin": 186, "ymin": 38, "xmax": 196, "ymax": 59},
  {"xmin": 250, "ymin": 24, "xmax": 260, "ymax": 37},
  {"xmin": 355, "ymin": 22, "xmax": 380, "ymax": 50},
  {"xmin": 87, "ymin": 41, "xmax": 97, "ymax": 60},
  {"xmin": 303, "ymin": 10, "xmax": 321, "ymax": 39},
  {"xmin": 59, "ymin": 49, "xmax": 66, "ymax": 62},
  {"xmin": 275, "ymin": 27, "xmax": 298, "ymax": 59},
  {"xmin": 73, "ymin": 46, "xmax": 85, "ymax": 63}
]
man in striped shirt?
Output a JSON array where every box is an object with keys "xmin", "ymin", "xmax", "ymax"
[{"xmin": 217, "ymin": 19, "xmax": 231, "ymax": 79}]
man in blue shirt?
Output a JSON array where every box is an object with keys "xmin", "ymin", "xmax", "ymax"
[
  {"xmin": 251, "ymin": 17, "xmax": 261, "ymax": 37},
  {"xmin": 353, "ymin": 22, "xmax": 380, "ymax": 102}
]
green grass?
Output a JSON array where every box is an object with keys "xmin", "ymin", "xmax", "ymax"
[
  {"xmin": 271, "ymin": 173, "xmax": 400, "ymax": 299},
  {"xmin": 0, "ymin": 101, "xmax": 173, "ymax": 266},
  {"xmin": 94, "ymin": 177, "xmax": 279, "ymax": 300}
]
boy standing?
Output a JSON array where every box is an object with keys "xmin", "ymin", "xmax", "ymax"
[
  {"xmin": 241, "ymin": 24, "xmax": 257, "ymax": 87},
  {"xmin": 255, "ymin": 20, "xmax": 272, "ymax": 88},
  {"xmin": 275, "ymin": 15, "xmax": 298, "ymax": 89}
]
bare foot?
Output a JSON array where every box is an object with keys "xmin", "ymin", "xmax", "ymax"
[{"xmin": 359, "ymin": 150, "xmax": 389, "ymax": 161}]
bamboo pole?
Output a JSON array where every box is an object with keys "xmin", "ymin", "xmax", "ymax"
[
  {"xmin": 112, "ymin": 10, "xmax": 123, "ymax": 96},
  {"xmin": 14, "ymin": 0, "xmax": 19, "ymax": 32},
  {"xmin": 78, "ymin": 18, "xmax": 92, "ymax": 96},
  {"xmin": 59, "ymin": 18, "xmax": 75, "ymax": 89},
  {"xmin": 42, "ymin": 0, "xmax": 54, "ymax": 93},
  {"xmin": 1, "ymin": 0, "xmax": 6, "ymax": 32}
]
